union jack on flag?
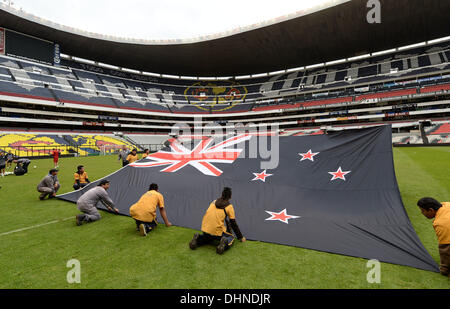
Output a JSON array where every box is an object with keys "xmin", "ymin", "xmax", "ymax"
[{"xmin": 129, "ymin": 134, "xmax": 252, "ymax": 176}]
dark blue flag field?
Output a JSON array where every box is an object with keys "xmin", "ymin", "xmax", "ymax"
[{"xmin": 58, "ymin": 125, "xmax": 439, "ymax": 272}]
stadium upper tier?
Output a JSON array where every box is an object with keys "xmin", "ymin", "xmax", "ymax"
[
  {"xmin": 2, "ymin": 0, "xmax": 449, "ymax": 76},
  {"xmin": 0, "ymin": 40, "xmax": 449, "ymax": 116}
]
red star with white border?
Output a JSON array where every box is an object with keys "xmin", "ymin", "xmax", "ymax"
[
  {"xmin": 299, "ymin": 149, "xmax": 320, "ymax": 162},
  {"xmin": 252, "ymin": 170, "xmax": 273, "ymax": 182},
  {"xmin": 328, "ymin": 167, "xmax": 351, "ymax": 181},
  {"xmin": 265, "ymin": 209, "xmax": 300, "ymax": 224}
]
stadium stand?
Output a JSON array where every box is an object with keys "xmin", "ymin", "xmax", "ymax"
[
  {"xmin": 0, "ymin": 31, "xmax": 449, "ymax": 151},
  {"xmin": 428, "ymin": 122, "xmax": 450, "ymax": 135},
  {"xmin": 0, "ymin": 133, "xmax": 136, "ymax": 157},
  {"xmin": 0, "ymin": 41, "xmax": 449, "ymax": 111},
  {"xmin": 124, "ymin": 134, "xmax": 170, "ymax": 147},
  {"xmin": 392, "ymin": 132, "xmax": 450, "ymax": 144},
  {"xmin": 421, "ymin": 83, "xmax": 450, "ymax": 94}
]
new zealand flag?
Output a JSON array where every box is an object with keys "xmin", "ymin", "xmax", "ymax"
[{"xmin": 58, "ymin": 125, "xmax": 439, "ymax": 272}]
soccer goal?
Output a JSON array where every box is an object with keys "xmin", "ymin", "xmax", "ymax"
[{"xmin": 99, "ymin": 145, "xmax": 125, "ymax": 156}]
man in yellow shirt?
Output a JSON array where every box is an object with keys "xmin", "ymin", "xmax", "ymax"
[
  {"xmin": 126, "ymin": 149, "xmax": 139, "ymax": 164},
  {"xmin": 129, "ymin": 183, "xmax": 172, "ymax": 236},
  {"xmin": 73, "ymin": 165, "xmax": 90, "ymax": 190},
  {"xmin": 418, "ymin": 197, "xmax": 450, "ymax": 277},
  {"xmin": 189, "ymin": 187, "xmax": 246, "ymax": 254},
  {"xmin": 142, "ymin": 149, "xmax": 150, "ymax": 159}
]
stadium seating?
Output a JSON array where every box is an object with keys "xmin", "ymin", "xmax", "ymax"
[
  {"xmin": 114, "ymin": 98, "xmax": 171, "ymax": 112},
  {"xmin": 355, "ymin": 88, "xmax": 417, "ymax": 101},
  {"xmin": 392, "ymin": 133, "xmax": 450, "ymax": 144},
  {"xmin": 389, "ymin": 122, "xmax": 450, "ymax": 144},
  {"xmin": 0, "ymin": 39, "xmax": 448, "ymax": 143},
  {"xmin": 0, "ymin": 80, "xmax": 56, "ymax": 101},
  {"xmin": 420, "ymin": 83, "xmax": 450, "ymax": 93},
  {"xmin": 0, "ymin": 40, "xmax": 448, "ymax": 114},
  {"xmin": 51, "ymin": 89, "xmax": 118, "ymax": 108},
  {"xmin": 428, "ymin": 122, "xmax": 450, "ymax": 135},
  {"xmin": 0, "ymin": 133, "xmax": 136, "ymax": 157},
  {"xmin": 124, "ymin": 134, "xmax": 169, "ymax": 147}
]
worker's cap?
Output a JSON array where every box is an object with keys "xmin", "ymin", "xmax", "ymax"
[
  {"xmin": 98, "ymin": 179, "xmax": 110, "ymax": 186},
  {"xmin": 49, "ymin": 169, "xmax": 59, "ymax": 174}
]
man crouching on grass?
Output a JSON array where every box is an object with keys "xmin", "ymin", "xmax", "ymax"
[
  {"xmin": 418, "ymin": 197, "xmax": 450, "ymax": 277},
  {"xmin": 189, "ymin": 187, "xmax": 246, "ymax": 254},
  {"xmin": 37, "ymin": 169, "xmax": 59, "ymax": 200},
  {"xmin": 76, "ymin": 180, "xmax": 119, "ymax": 226},
  {"xmin": 129, "ymin": 183, "xmax": 172, "ymax": 236}
]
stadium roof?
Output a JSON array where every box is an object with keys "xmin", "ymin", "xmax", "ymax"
[{"xmin": 1, "ymin": 0, "xmax": 449, "ymax": 76}]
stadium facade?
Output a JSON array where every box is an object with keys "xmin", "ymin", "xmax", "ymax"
[{"xmin": 0, "ymin": 0, "xmax": 449, "ymax": 156}]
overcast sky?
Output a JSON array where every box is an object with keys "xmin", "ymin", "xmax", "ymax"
[{"xmin": 7, "ymin": 0, "xmax": 331, "ymax": 40}]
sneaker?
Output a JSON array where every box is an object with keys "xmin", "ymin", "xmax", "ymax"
[
  {"xmin": 189, "ymin": 233, "xmax": 200, "ymax": 250},
  {"xmin": 76, "ymin": 215, "xmax": 84, "ymax": 226},
  {"xmin": 139, "ymin": 223, "xmax": 147, "ymax": 237},
  {"xmin": 216, "ymin": 237, "xmax": 228, "ymax": 255}
]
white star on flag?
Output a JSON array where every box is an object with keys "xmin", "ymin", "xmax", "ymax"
[
  {"xmin": 328, "ymin": 167, "xmax": 351, "ymax": 181},
  {"xmin": 252, "ymin": 170, "xmax": 273, "ymax": 182},
  {"xmin": 265, "ymin": 209, "xmax": 301, "ymax": 224},
  {"xmin": 299, "ymin": 149, "xmax": 320, "ymax": 162}
]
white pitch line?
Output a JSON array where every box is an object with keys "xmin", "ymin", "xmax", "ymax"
[{"xmin": 0, "ymin": 217, "xmax": 74, "ymax": 237}]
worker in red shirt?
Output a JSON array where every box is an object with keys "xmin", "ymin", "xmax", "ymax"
[{"xmin": 51, "ymin": 148, "xmax": 60, "ymax": 168}]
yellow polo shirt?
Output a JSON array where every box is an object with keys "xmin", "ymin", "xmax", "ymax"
[
  {"xmin": 129, "ymin": 190, "xmax": 164, "ymax": 222},
  {"xmin": 74, "ymin": 172, "xmax": 88, "ymax": 184},
  {"xmin": 433, "ymin": 202, "xmax": 450, "ymax": 244},
  {"xmin": 201, "ymin": 201, "xmax": 235, "ymax": 236},
  {"xmin": 126, "ymin": 154, "xmax": 139, "ymax": 164}
]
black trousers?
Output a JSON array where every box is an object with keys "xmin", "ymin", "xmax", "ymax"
[
  {"xmin": 22, "ymin": 162, "xmax": 30, "ymax": 173},
  {"xmin": 73, "ymin": 183, "xmax": 88, "ymax": 190},
  {"xmin": 135, "ymin": 219, "xmax": 157, "ymax": 232},
  {"xmin": 197, "ymin": 232, "xmax": 235, "ymax": 250},
  {"xmin": 439, "ymin": 244, "xmax": 450, "ymax": 277}
]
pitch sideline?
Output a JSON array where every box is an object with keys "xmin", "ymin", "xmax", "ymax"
[{"xmin": 0, "ymin": 217, "xmax": 74, "ymax": 237}]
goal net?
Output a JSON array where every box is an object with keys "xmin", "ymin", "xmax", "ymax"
[{"xmin": 99, "ymin": 145, "xmax": 126, "ymax": 156}]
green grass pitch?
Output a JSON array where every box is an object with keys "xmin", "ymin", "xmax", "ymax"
[{"xmin": 0, "ymin": 147, "xmax": 449, "ymax": 289}]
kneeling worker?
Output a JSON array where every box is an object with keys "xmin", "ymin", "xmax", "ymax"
[
  {"xmin": 76, "ymin": 180, "xmax": 119, "ymax": 226},
  {"xmin": 14, "ymin": 158, "xmax": 31, "ymax": 175},
  {"xmin": 418, "ymin": 197, "xmax": 450, "ymax": 277},
  {"xmin": 37, "ymin": 169, "xmax": 59, "ymax": 200},
  {"xmin": 73, "ymin": 165, "xmax": 90, "ymax": 190},
  {"xmin": 189, "ymin": 187, "xmax": 246, "ymax": 254},
  {"xmin": 129, "ymin": 183, "xmax": 172, "ymax": 236}
]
